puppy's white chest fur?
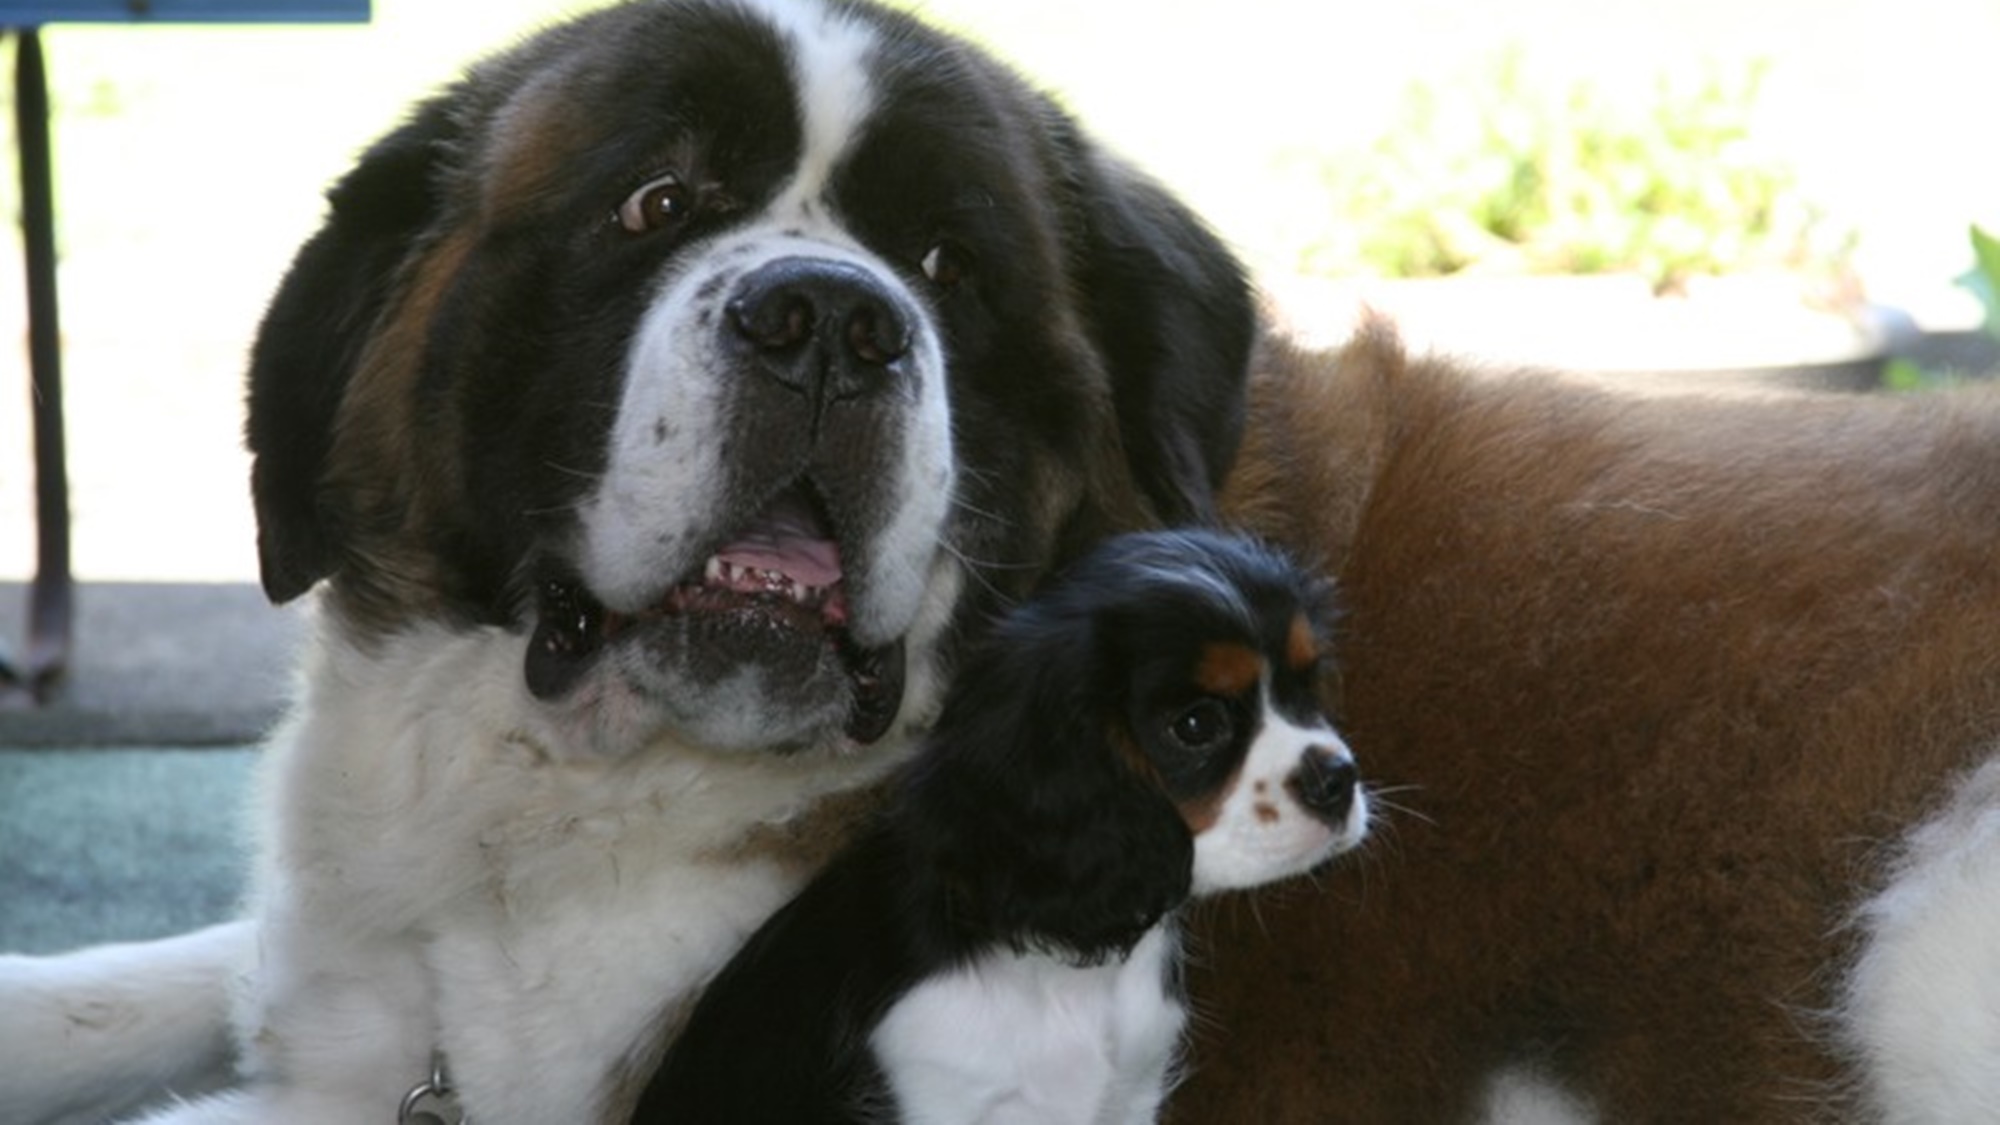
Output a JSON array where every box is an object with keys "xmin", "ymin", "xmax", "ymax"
[{"xmin": 870, "ymin": 926, "xmax": 1185, "ymax": 1125}]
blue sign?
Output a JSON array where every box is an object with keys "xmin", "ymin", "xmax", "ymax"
[{"xmin": 0, "ymin": 0, "xmax": 368, "ymax": 23}]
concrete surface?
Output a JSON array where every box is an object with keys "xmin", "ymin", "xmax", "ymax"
[{"xmin": 0, "ymin": 582, "xmax": 304, "ymax": 746}]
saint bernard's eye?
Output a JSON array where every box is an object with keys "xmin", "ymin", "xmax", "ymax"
[
  {"xmin": 617, "ymin": 174, "xmax": 693, "ymax": 234},
  {"xmin": 920, "ymin": 240, "xmax": 972, "ymax": 289}
]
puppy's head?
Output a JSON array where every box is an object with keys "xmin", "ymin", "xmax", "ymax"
[
  {"xmin": 903, "ymin": 529, "xmax": 1368, "ymax": 960},
  {"xmin": 242, "ymin": 0, "xmax": 1255, "ymax": 761}
]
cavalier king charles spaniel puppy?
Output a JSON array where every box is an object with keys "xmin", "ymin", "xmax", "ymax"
[{"xmin": 633, "ymin": 529, "xmax": 1370, "ymax": 1124}]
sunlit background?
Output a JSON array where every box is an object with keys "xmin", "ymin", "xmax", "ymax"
[{"xmin": 3, "ymin": 0, "xmax": 1996, "ymax": 583}]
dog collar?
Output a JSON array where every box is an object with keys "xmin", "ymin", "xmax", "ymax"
[{"xmin": 398, "ymin": 1052, "xmax": 468, "ymax": 1125}]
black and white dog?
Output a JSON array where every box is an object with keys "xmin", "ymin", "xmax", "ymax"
[{"xmin": 635, "ymin": 530, "xmax": 1369, "ymax": 1124}]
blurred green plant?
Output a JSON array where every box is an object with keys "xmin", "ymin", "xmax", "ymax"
[
  {"xmin": 1295, "ymin": 54, "xmax": 1854, "ymax": 293},
  {"xmin": 1963, "ymin": 224, "xmax": 2000, "ymax": 332},
  {"xmin": 1882, "ymin": 225, "xmax": 2000, "ymax": 391}
]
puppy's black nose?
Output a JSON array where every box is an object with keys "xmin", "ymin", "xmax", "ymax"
[
  {"xmin": 1290, "ymin": 746, "xmax": 1358, "ymax": 826},
  {"xmin": 728, "ymin": 257, "xmax": 912, "ymax": 402}
]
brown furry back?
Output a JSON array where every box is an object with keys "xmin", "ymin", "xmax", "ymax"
[{"xmin": 1176, "ymin": 323, "xmax": 2000, "ymax": 1122}]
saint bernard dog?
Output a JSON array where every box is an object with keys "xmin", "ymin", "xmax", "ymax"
[
  {"xmin": 4, "ymin": 0, "xmax": 2000, "ymax": 1122},
  {"xmin": 0, "ymin": 1, "xmax": 1253, "ymax": 1122}
]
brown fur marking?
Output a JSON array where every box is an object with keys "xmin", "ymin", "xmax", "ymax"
[
  {"xmin": 1175, "ymin": 321, "xmax": 2000, "ymax": 1123},
  {"xmin": 320, "ymin": 228, "xmax": 482, "ymax": 633},
  {"xmin": 1178, "ymin": 772, "xmax": 1237, "ymax": 837},
  {"xmin": 1196, "ymin": 642, "xmax": 1263, "ymax": 698},
  {"xmin": 1285, "ymin": 612, "xmax": 1318, "ymax": 672}
]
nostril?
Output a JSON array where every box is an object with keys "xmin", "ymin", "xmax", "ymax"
[
  {"xmin": 728, "ymin": 291, "xmax": 814, "ymax": 353},
  {"xmin": 846, "ymin": 302, "xmax": 910, "ymax": 367},
  {"xmin": 1289, "ymin": 748, "xmax": 1358, "ymax": 825}
]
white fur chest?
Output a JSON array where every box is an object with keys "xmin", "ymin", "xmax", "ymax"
[
  {"xmin": 869, "ymin": 926, "xmax": 1186, "ymax": 1125},
  {"xmin": 241, "ymin": 621, "xmax": 914, "ymax": 1124}
]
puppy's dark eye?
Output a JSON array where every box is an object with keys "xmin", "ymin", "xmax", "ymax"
[
  {"xmin": 1168, "ymin": 699, "xmax": 1234, "ymax": 753},
  {"xmin": 920, "ymin": 240, "xmax": 972, "ymax": 289},
  {"xmin": 617, "ymin": 173, "xmax": 693, "ymax": 234}
]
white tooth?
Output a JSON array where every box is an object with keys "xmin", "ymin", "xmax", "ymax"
[{"xmin": 704, "ymin": 557, "xmax": 727, "ymax": 585}]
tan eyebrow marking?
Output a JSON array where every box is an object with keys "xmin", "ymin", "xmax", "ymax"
[
  {"xmin": 1286, "ymin": 613, "xmax": 1319, "ymax": 672},
  {"xmin": 1196, "ymin": 642, "xmax": 1263, "ymax": 698}
]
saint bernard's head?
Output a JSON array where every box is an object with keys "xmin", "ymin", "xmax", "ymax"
[{"xmin": 245, "ymin": 0, "xmax": 1255, "ymax": 762}]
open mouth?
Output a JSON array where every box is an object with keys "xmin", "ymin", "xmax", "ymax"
[{"xmin": 525, "ymin": 487, "xmax": 908, "ymax": 744}]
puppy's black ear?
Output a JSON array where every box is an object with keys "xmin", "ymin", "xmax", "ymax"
[
  {"xmin": 245, "ymin": 102, "xmax": 457, "ymax": 604},
  {"xmin": 1069, "ymin": 142, "xmax": 1256, "ymax": 526},
  {"xmin": 904, "ymin": 617, "xmax": 1194, "ymax": 961}
]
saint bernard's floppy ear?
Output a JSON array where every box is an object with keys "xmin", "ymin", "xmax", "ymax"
[
  {"xmin": 1068, "ymin": 142, "xmax": 1256, "ymax": 527},
  {"xmin": 245, "ymin": 102, "xmax": 457, "ymax": 605}
]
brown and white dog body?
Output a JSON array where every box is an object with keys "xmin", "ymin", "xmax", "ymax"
[{"xmin": 1188, "ymin": 325, "xmax": 2000, "ymax": 1122}]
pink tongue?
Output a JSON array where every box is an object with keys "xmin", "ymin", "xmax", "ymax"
[{"xmin": 714, "ymin": 495, "xmax": 843, "ymax": 588}]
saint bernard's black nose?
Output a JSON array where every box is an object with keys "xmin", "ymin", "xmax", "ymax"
[{"xmin": 728, "ymin": 257, "xmax": 912, "ymax": 403}]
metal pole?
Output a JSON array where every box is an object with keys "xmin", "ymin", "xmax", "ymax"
[{"xmin": 6, "ymin": 26, "xmax": 73, "ymax": 706}]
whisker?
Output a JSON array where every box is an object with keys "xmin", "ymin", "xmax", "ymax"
[
  {"xmin": 1364, "ymin": 784, "xmax": 1438, "ymax": 828},
  {"xmin": 543, "ymin": 460, "xmax": 605, "ymax": 484},
  {"xmin": 521, "ymin": 501, "xmax": 588, "ymax": 519},
  {"xmin": 944, "ymin": 549, "xmax": 1042, "ymax": 574},
  {"xmin": 938, "ymin": 541, "xmax": 1017, "ymax": 605},
  {"xmin": 946, "ymin": 494, "xmax": 1013, "ymax": 527}
]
